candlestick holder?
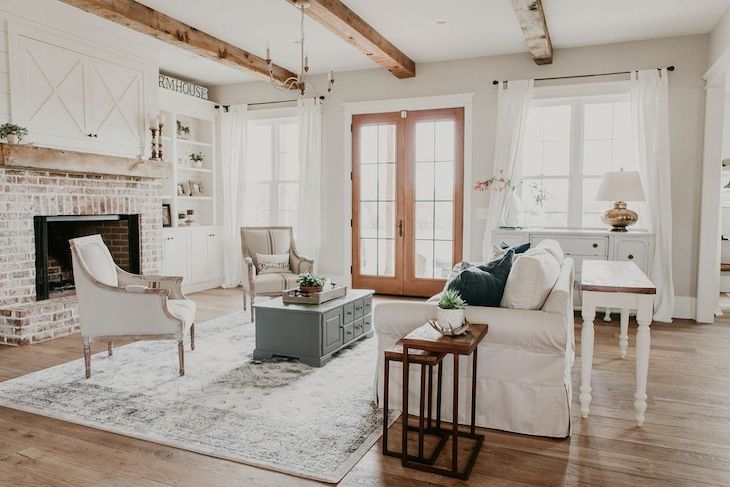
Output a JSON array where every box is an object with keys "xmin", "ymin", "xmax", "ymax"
[
  {"xmin": 158, "ymin": 123, "xmax": 165, "ymax": 160},
  {"xmin": 150, "ymin": 127, "xmax": 158, "ymax": 160}
]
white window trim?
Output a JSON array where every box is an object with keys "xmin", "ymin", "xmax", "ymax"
[{"xmin": 524, "ymin": 89, "xmax": 636, "ymax": 229}]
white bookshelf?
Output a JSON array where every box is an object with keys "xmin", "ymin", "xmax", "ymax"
[{"xmin": 159, "ymin": 89, "xmax": 218, "ymax": 228}]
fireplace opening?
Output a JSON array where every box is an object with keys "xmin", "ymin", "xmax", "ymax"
[{"xmin": 34, "ymin": 215, "xmax": 140, "ymax": 300}]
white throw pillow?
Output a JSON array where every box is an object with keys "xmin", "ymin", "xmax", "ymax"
[
  {"xmin": 500, "ymin": 248, "xmax": 561, "ymax": 310},
  {"xmin": 255, "ymin": 253, "xmax": 291, "ymax": 274},
  {"xmin": 535, "ymin": 239, "xmax": 564, "ymax": 264}
]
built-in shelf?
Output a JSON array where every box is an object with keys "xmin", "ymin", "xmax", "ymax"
[
  {"xmin": 178, "ymin": 166, "xmax": 212, "ymax": 173},
  {"xmin": 177, "ymin": 139, "xmax": 212, "ymax": 148},
  {"xmin": 0, "ymin": 143, "xmax": 171, "ymax": 179},
  {"xmin": 179, "ymin": 196, "xmax": 213, "ymax": 201}
]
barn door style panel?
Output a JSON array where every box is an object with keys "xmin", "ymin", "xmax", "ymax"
[{"xmin": 8, "ymin": 22, "xmax": 151, "ymax": 157}]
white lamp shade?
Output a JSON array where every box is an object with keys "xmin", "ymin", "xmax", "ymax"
[{"xmin": 595, "ymin": 170, "xmax": 646, "ymax": 202}]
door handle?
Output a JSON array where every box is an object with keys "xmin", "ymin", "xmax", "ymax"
[{"xmin": 397, "ymin": 220, "xmax": 403, "ymax": 237}]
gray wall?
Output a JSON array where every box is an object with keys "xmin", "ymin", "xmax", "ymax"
[{"xmin": 212, "ymin": 34, "xmax": 708, "ymax": 302}]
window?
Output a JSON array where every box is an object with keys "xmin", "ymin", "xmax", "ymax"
[
  {"xmin": 245, "ymin": 116, "xmax": 299, "ymax": 228},
  {"xmin": 519, "ymin": 93, "xmax": 638, "ymax": 228}
]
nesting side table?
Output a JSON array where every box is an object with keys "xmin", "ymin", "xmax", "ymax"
[{"xmin": 390, "ymin": 323, "xmax": 488, "ymax": 480}]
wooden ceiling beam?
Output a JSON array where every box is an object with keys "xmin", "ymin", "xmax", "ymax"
[
  {"xmin": 289, "ymin": 0, "xmax": 416, "ymax": 78},
  {"xmin": 59, "ymin": 0, "xmax": 298, "ymax": 86},
  {"xmin": 511, "ymin": 0, "xmax": 553, "ymax": 65}
]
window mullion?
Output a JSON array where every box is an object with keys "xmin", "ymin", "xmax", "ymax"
[{"xmin": 568, "ymin": 100, "xmax": 584, "ymax": 228}]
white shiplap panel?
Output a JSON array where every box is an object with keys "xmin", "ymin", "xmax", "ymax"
[
  {"xmin": 0, "ymin": 73, "xmax": 8, "ymax": 93},
  {"xmin": 0, "ymin": 53, "xmax": 7, "ymax": 74},
  {"xmin": 0, "ymin": 94, "xmax": 9, "ymax": 115}
]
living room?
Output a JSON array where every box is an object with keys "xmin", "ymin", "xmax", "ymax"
[{"xmin": 1, "ymin": 0, "xmax": 730, "ymax": 485}]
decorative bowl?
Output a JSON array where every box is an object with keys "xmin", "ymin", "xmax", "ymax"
[{"xmin": 427, "ymin": 318, "xmax": 471, "ymax": 337}]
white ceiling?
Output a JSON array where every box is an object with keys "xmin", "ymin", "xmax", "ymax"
[{"xmin": 133, "ymin": 0, "xmax": 730, "ymax": 86}]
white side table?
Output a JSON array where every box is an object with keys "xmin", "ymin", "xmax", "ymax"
[{"xmin": 579, "ymin": 260, "xmax": 656, "ymax": 426}]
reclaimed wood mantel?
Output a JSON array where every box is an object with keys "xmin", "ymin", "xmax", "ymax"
[{"xmin": 0, "ymin": 143, "xmax": 171, "ymax": 179}]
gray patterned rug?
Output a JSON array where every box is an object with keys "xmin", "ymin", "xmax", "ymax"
[{"xmin": 0, "ymin": 312, "xmax": 393, "ymax": 483}]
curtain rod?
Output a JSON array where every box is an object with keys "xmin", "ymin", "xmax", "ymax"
[
  {"xmin": 215, "ymin": 95, "xmax": 324, "ymax": 111},
  {"xmin": 492, "ymin": 65, "xmax": 675, "ymax": 85}
]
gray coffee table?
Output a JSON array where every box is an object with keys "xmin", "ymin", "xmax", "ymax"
[{"xmin": 253, "ymin": 289, "xmax": 375, "ymax": 367}]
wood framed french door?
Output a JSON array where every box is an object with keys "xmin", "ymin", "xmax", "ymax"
[{"xmin": 352, "ymin": 108, "xmax": 464, "ymax": 297}]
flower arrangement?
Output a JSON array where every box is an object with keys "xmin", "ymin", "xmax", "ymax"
[
  {"xmin": 528, "ymin": 181, "xmax": 550, "ymax": 208},
  {"xmin": 473, "ymin": 170, "xmax": 513, "ymax": 192},
  {"xmin": 297, "ymin": 273, "xmax": 328, "ymax": 293}
]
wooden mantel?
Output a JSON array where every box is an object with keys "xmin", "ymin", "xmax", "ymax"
[{"xmin": 0, "ymin": 143, "xmax": 171, "ymax": 179}]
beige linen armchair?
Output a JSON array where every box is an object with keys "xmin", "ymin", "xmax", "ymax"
[
  {"xmin": 70, "ymin": 235, "xmax": 196, "ymax": 378},
  {"xmin": 240, "ymin": 226, "xmax": 314, "ymax": 319}
]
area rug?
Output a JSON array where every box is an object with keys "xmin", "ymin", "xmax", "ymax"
[{"xmin": 0, "ymin": 312, "xmax": 393, "ymax": 483}]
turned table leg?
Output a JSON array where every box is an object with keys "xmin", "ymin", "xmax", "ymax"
[
  {"xmin": 634, "ymin": 295, "xmax": 653, "ymax": 426},
  {"xmin": 619, "ymin": 309, "xmax": 629, "ymax": 359},
  {"xmin": 580, "ymin": 295, "xmax": 596, "ymax": 418}
]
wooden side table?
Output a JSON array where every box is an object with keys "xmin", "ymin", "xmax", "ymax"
[
  {"xmin": 400, "ymin": 323, "xmax": 488, "ymax": 480},
  {"xmin": 580, "ymin": 260, "xmax": 656, "ymax": 426}
]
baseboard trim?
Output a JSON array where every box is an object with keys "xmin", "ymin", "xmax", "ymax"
[{"xmin": 673, "ymin": 296, "xmax": 696, "ymax": 321}]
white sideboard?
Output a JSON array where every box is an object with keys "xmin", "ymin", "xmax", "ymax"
[
  {"xmin": 493, "ymin": 228, "xmax": 654, "ymax": 311},
  {"xmin": 163, "ymin": 226, "xmax": 224, "ymax": 294}
]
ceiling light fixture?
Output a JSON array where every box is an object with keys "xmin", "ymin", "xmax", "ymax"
[{"xmin": 265, "ymin": 0, "xmax": 335, "ymax": 100}]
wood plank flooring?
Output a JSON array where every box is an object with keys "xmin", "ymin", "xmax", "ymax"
[{"xmin": 1, "ymin": 288, "xmax": 729, "ymax": 486}]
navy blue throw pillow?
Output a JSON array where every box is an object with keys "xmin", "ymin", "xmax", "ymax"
[
  {"xmin": 447, "ymin": 249, "xmax": 514, "ymax": 307},
  {"xmin": 500, "ymin": 241, "xmax": 530, "ymax": 254}
]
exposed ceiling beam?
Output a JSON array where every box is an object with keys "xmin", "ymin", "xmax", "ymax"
[
  {"xmin": 511, "ymin": 0, "xmax": 553, "ymax": 65},
  {"xmin": 288, "ymin": 0, "xmax": 416, "ymax": 79},
  {"xmin": 59, "ymin": 0, "xmax": 298, "ymax": 86}
]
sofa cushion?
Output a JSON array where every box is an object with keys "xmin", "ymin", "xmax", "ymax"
[
  {"xmin": 501, "ymin": 248, "xmax": 561, "ymax": 310},
  {"xmin": 500, "ymin": 241, "xmax": 531, "ymax": 254},
  {"xmin": 534, "ymin": 239, "xmax": 564, "ymax": 264},
  {"xmin": 446, "ymin": 250, "xmax": 514, "ymax": 307}
]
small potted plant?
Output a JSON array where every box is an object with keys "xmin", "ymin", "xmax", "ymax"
[
  {"xmin": 0, "ymin": 123, "xmax": 28, "ymax": 144},
  {"xmin": 297, "ymin": 273, "xmax": 327, "ymax": 294},
  {"xmin": 189, "ymin": 152, "xmax": 204, "ymax": 168},
  {"xmin": 176, "ymin": 120, "xmax": 190, "ymax": 139},
  {"xmin": 437, "ymin": 290, "xmax": 467, "ymax": 331}
]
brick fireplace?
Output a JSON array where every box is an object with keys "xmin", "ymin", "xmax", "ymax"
[{"xmin": 0, "ymin": 168, "xmax": 163, "ymax": 345}]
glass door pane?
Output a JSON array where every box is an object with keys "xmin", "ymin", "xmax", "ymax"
[
  {"xmin": 413, "ymin": 120, "xmax": 456, "ymax": 279},
  {"xmin": 359, "ymin": 124, "xmax": 397, "ymax": 277}
]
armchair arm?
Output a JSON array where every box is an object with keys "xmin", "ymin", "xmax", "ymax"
[
  {"xmin": 117, "ymin": 268, "xmax": 185, "ymax": 299},
  {"xmin": 243, "ymin": 257, "xmax": 256, "ymax": 292},
  {"xmin": 290, "ymin": 249, "xmax": 315, "ymax": 274}
]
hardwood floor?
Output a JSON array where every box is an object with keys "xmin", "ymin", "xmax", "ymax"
[{"xmin": 1, "ymin": 288, "xmax": 730, "ymax": 486}]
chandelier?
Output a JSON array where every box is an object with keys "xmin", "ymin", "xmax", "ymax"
[{"xmin": 265, "ymin": 0, "xmax": 335, "ymax": 99}]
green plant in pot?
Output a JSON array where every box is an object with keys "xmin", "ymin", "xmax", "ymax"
[
  {"xmin": 434, "ymin": 290, "xmax": 468, "ymax": 335},
  {"xmin": 189, "ymin": 152, "xmax": 204, "ymax": 168},
  {"xmin": 0, "ymin": 123, "xmax": 28, "ymax": 144},
  {"xmin": 297, "ymin": 273, "xmax": 327, "ymax": 294}
]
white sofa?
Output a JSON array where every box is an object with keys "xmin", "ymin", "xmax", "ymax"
[{"xmin": 373, "ymin": 256, "xmax": 575, "ymax": 438}]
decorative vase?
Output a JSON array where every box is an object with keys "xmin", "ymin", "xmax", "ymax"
[
  {"xmin": 502, "ymin": 189, "xmax": 524, "ymax": 228},
  {"xmin": 300, "ymin": 285, "xmax": 323, "ymax": 295},
  {"xmin": 193, "ymin": 160, "xmax": 204, "ymax": 169},
  {"xmin": 526, "ymin": 206, "xmax": 545, "ymax": 230},
  {"xmin": 6, "ymin": 134, "xmax": 18, "ymax": 144},
  {"xmin": 436, "ymin": 308, "xmax": 465, "ymax": 332}
]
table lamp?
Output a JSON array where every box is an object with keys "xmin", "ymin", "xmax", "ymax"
[{"xmin": 595, "ymin": 170, "xmax": 645, "ymax": 232}]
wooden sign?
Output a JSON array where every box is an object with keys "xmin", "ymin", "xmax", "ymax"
[{"xmin": 158, "ymin": 74, "xmax": 209, "ymax": 100}]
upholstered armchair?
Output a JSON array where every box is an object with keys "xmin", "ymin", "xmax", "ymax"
[
  {"xmin": 240, "ymin": 226, "xmax": 314, "ymax": 319},
  {"xmin": 69, "ymin": 235, "xmax": 196, "ymax": 378}
]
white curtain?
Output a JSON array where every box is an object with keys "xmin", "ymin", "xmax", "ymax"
[
  {"xmin": 218, "ymin": 105, "xmax": 248, "ymax": 288},
  {"xmin": 481, "ymin": 79, "xmax": 534, "ymax": 259},
  {"xmin": 296, "ymin": 98, "xmax": 322, "ymax": 262},
  {"xmin": 632, "ymin": 69, "xmax": 674, "ymax": 322}
]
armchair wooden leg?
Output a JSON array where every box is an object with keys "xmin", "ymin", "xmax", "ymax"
[
  {"xmin": 250, "ymin": 297, "xmax": 255, "ymax": 322},
  {"xmin": 107, "ymin": 342, "xmax": 113, "ymax": 357},
  {"xmin": 178, "ymin": 340, "xmax": 185, "ymax": 376},
  {"xmin": 190, "ymin": 323, "xmax": 195, "ymax": 351},
  {"xmin": 83, "ymin": 339, "xmax": 91, "ymax": 379},
  {"xmin": 243, "ymin": 290, "xmax": 247, "ymax": 311}
]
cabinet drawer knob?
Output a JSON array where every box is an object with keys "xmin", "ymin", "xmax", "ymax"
[
  {"xmin": 592, "ymin": 243, "xmax": 598, "ymax": 248},
  {"xmin": 628, "ymin": 254, "xmax": 634, "ymax": 260},
  {"xmin": 165, "ymin": 237, "xmax": 173, "ymax": 240}
]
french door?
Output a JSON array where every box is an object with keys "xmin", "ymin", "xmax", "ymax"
[{"xmin": 352, "ymin": 108, "xmax": 464, "ymax": 297}]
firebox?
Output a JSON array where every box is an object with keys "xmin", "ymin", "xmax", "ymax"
[{"xmin": 34, "ymin": 215, "xmax": 140, "ymax": 300}]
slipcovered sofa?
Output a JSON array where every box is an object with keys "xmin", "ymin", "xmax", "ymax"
[{"xmin": 373, "ymin": 255, "xmax": 575, "ymax": 438}]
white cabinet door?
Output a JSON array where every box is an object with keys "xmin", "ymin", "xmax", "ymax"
[
  {"xmin": 163, "ymin": 230, "xmax": 190, "ymax": 284},
  {"xmin": 191, "ymin": 227, "xmax": 223, "ymax": 283},
  {"xmin": 87, "ymin": 56, "xmax": 145, "ymax": 156},
  {"xmin": 12, "ymin": 35, "xmax": 91, "ymax": 147}
]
